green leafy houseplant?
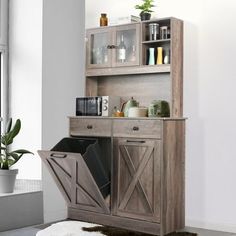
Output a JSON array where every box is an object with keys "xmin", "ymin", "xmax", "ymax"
[
  {"xmin": 0, "ymin": 118, "xmax": 33, "ymax": 170},
  {"xmin": 135, "ymin": 0, "xmax": 155, "ymax": 20}
]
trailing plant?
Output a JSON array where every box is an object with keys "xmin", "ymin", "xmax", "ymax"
[
  {"xmin": 0, "ymin": 118, "xmax": 33, "ymax": 170},
  {"xmin": 135, "ymin": 0, "xmax": 155, "ymax": 13}
]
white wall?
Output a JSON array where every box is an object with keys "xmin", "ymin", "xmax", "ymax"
[
  {"xmin": 42, "ymin": 0, "xmax": 85, "ymax": 222},
  {"xmin": 9, "ymin": 0, "xmax": 42, "ymax": 180},
  {"xmin": 86, "ymin": 0, "xmax": 236, "ymax": 233}
]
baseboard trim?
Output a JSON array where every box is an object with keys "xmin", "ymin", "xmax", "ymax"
[
  {"xmin": 0, "ymin": 191, "xmax": 43, "ymax": 231},
  {"xmin": 186, "ymin": 219, "xmax": 236, "ymax": 233}
]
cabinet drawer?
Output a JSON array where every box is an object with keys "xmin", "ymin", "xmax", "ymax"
[
  {"xmin": 70, "ymin": 118, "xmax": 112, "ymax": 137},
  {"xmin": 113, "ymin": 119, "xmax": 162, "ymax": 139}
]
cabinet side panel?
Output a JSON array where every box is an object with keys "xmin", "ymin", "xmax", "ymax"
[
  {"xmin": 162, "ymin": 120, "xmax": 185, "ymax": 234},
  {"xmin": 171, "ymin": 19, "xmax": 183, "ymax": 117}
]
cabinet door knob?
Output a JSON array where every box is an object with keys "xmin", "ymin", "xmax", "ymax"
[
  {"xmin": 87, "ymin": 125, "xmax": 93, "ymax": 129},
  {"xmin": 132, "ymin": 126, "xmax": 139, "ymax": 131},
  {"xmin": 107, "ymin": 45, "xmax": 112, "ymax": 49}
]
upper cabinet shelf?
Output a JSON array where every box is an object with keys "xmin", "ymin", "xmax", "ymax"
[
  {"xmin": 86, "ymin": 17, "xmax": 183, "ymax": 77},
  {"xmin": 142, "ymin": 39, "xmax": 171, "ymax": 44},
  {"xmin": 86, "ymin": 64, "xmax": 170, "ymax": 77}
]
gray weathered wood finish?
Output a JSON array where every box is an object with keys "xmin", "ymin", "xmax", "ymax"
[
  {"xmin": 85, "ymin": 18, "xmax": 183, "ymax": 118},
  {"xmin": 96, "ymin": 74, "xmax": 171, "ymax": 108},
  {"xmin": 68, "ymin": 208, "xmax": 161, "ymax": 235},
  {"xmin": 38, "ymin": 150, "xmax": 110, "ymax": 215},
  {"xmin": 113, "ymin": 119, "xmax": 162, "ymax": 139},
  {"xmin": 161, "ymin": 120, "xmax": 185, "ymax": 235},
  {"xmin": 113, "ymin": 138, "xmax": 161, "ymax": 222},
  {"xmin": 40, "ymin": 16, "xmax": 185, "ymax": 236},
  {"xmin": 70, "ymin": 117, "xmax": 112, "ymax": 137},
  {"xmin": 86, "ymin": 64, "xmax": 170, "ymax": 77},
  {"xmin": 67, "ymin": 117, "xmax": 186, "ymax": 235},
  {"xmin": 170, "ymin": 19, "xmax": 184, "ymax": 117}
]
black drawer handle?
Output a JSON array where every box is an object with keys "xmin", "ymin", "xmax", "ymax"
[
  {"xmin": 50, "ymin": 153, "xmax": 67, "ymax": 158},
  {"xmin": 127, "ymin": 140, "xmax": 146, "ymax": 144},
  {"xmin": 132, "ymin": 126, "xmax": 139, "ymax": 131},
  {"xmin": 87, "ymin": 125, "xmax": 93, "ymax": 129}
]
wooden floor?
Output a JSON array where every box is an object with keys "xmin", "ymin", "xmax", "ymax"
[{"xmin": 0, "ymin": 224, "xmax": 235, "ymax": 236}]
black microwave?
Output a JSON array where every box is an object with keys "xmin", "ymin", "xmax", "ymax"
[{"xmin": 76, "ymin": 96, "xmax": 120, "ymax": 117}]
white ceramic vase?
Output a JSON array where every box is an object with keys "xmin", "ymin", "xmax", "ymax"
[
  {"xmin": 0, "ymin": 169, "xmax": 18, "ymax": 193},
  {"xmin": 148, "ymin": 48, "xmax": 155, "ymax": 65}
]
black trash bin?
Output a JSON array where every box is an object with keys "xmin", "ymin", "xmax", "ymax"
[{"xmin": 51, "ymin": 137, "xmax": 110, "ymax": 198}]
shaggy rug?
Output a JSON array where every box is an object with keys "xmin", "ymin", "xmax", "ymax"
[
  {"xmin": 82, "ymin": 225, "xmax": 197, "ymax": 236},
  {"xmin": 36, "ymin": 221, "xmax": 197, "ymax": 236}
]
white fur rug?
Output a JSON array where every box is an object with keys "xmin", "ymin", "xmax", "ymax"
[{"xmin": 36, "ymin": 221, "xmax": 103, "ymax": 236}]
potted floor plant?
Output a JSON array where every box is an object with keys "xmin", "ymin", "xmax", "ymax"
[
  {"xmin": 0, "ymin": 118, "xmax": 33, "ymax": 193},
  {"xmin": 135, "ymin": 0, "xmax": 155, "ymax": 21}
]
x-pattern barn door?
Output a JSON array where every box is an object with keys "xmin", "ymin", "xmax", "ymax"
[
  {"xmin": 113, "ymin": 138, "xmax": 161, "ymax": 222},
  {"xmin": 38, "ymin": 151, "xmax": 110, "ymax": 215}
]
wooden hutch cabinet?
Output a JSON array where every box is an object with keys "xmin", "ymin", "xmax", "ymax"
[{"xmin": 39, "ymin": 17, "xmax": 185, "ymax": 236}]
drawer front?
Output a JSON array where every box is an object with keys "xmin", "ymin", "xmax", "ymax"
[
  {"xmin": 113, "ymin": 120, "xmax": 162, "ymax": 139},
  {"xmin": 70, "ymin": 118, "xmax": 112, "ymax": 137}
]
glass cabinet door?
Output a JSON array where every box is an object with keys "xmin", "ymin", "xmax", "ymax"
[
  {"xmin": 113, "ymin": 24, "xmax": 140, "ymax": 67},
  {"xmin": 87, "ymin": 29, "xmax": 112, "ymax": 68}
]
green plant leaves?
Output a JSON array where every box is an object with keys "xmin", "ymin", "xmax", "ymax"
[
  {"xmin": 5, "ymin": 118, "xmax": 12, "ymax": 133},
  {"xmin": 1, "ymin": 119, "xmax": 21, "ymax": 146},
  {"xmin": 7, "ymin": 150, "xmax": 33, "ymax": 167},
  {"xmin": 135, "ymin": 0, "xmax": 155, "ymax": 13},
  {"xmin": 0, "ymin": 118, "xmax": 33, "ymax": 169}
]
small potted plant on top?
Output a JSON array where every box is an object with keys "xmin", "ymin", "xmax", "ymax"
[
  {"xmin": 0, "ymin": 118, "xmax": 33, "ymax": 193},
  {"xmin": 135, "ymin": 0, "xmax": 155, "ymax": 21}
]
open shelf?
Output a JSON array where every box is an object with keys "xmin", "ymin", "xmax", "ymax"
[{"xmin": 142, "ymin": 39, "xmax": 171, "ymax": 44}]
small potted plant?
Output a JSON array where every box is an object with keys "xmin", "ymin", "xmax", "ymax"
[
  {"xmin": 0, "ymin": 118, "xmax": 33, "ymax": 193},
  {"xmin": 135, "ymin": 0, "xmax": 155, "ymax": 21}
]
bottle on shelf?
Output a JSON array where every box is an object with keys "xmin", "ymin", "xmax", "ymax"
[
  {"xmin": 148, "ymin": 48, "xmax": 155, "ymax": 65},
  {"xmin": 130, "ymin": 45, "xmax": 136, "ymax": 62},
  {"xmin": 118, "ymin": 34, "xmax": 126, "ymax": 63},
  {"xmin": 100, "ymin": 13, "xmax": 108, "ymax": 26},
  {"xmin": 164, "ymin": 48, "xmax": 170, "ymax": 64},
  {"xmin": 157, "ymin": 47, "xmax": 163, "ymax": 65},
  {"xmin": 160, "ymin": 26, "xmax": 168, "ymax": 40},
  {"xmin": 148, "ymin": 23, "xmax": 159, "ymax": 41}
]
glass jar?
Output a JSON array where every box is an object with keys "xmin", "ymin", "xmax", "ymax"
[{"xmin": 100, "ymin": 13, "xmax": 108, "ymax": 26}]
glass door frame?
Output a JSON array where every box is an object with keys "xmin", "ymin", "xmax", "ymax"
[
  {"xmin": 86, "ymin": 27, "xmax": 113, "ymax": 69},
  {"xmin": 112, "ymin": 23, "xmax": 140, "ymax": 68}
]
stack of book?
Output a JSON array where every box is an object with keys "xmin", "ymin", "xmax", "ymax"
[{"xmin": 109, "ymin": 15, "xmax": 140, "ymax": 26}]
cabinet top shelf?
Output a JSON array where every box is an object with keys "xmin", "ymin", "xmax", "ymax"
[
  {"xmin": 69, "ymin": 116, "xmax": 187, "ymax": 121},
  {"xmin": 86, "ymin": 17, "xmax": 182, "ymax": 30}
]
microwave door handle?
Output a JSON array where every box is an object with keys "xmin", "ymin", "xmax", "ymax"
[{"xmin": 97, "ymin": 97, "xmax": 102, "ymax": 116}]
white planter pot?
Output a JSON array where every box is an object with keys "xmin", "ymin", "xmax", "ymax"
[{"xmin": 0, "ymin": 169, "xmax": 18, "ymax": 193}]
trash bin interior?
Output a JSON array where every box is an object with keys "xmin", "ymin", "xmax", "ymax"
[{"xmin": 51, "ymin": 137, "xmax": 97, "ymax": 155}]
